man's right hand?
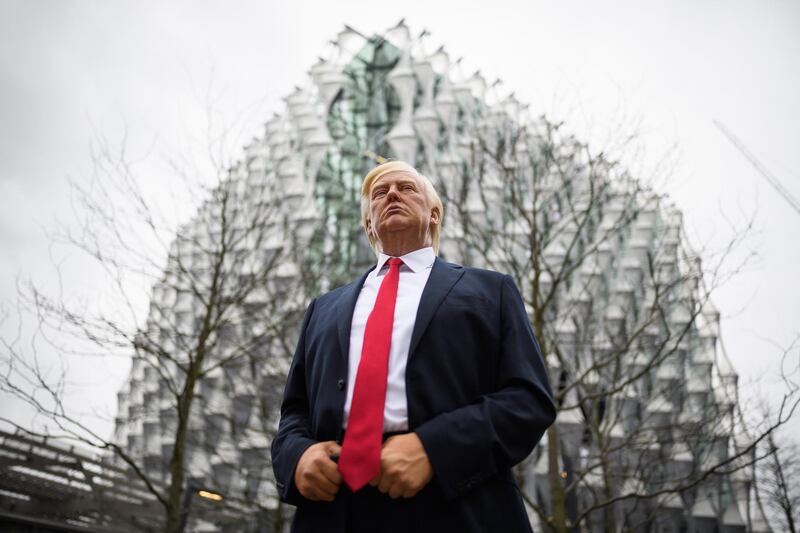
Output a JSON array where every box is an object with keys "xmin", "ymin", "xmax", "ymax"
[{"xmin": 294, "ymin": 441, "xmax": 343, "ymax": 501}]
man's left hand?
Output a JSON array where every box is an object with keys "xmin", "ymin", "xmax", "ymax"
[{"xmin": 369, "ymin": 432, "xmax": 433, "ymax": 499}]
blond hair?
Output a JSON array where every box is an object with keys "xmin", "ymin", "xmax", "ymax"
[{"xmin": 360, "ymin": 160, "xmax": 444, "ymax": 255}]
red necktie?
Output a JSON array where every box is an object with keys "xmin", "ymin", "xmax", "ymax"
[{"xmin": 339, "ymin": 257, "xmax": 403, "ymax": 491}]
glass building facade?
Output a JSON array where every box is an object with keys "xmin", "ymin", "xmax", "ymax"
[{"xmin": 112, "ymin": 23, "xmax": 772, "ymax": 533}]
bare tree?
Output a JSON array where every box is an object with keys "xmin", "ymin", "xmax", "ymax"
[
  {"xmin": 755, "ymin": 337, "xmax": 800, "ymax": 533},
  {"xmin": 2, "ymin": 24, "xmax": 795, "ymax": 532},
  {"xmin": 759, "ymin": 432, "xmax": 800, "ymax": 533},
  {"xmin": 0, "ymin": 31, "xmax": 403, "ymax": 531},
  {"xmin": 0, "ymin": 112, "xmax": 322, "ymax": 531},
  {"xmin": 434, "ymin": 109, "xmax": 800, "ymax": 532}
]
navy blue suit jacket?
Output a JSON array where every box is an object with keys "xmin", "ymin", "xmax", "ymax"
[{"xmin": 271, "ymin": 258, "xmax": 556, "ymax": 532}]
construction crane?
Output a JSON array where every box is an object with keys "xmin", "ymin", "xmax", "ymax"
[{"xmin": 713, "ymin": 119, "xmax": 800, "ymax": 216}]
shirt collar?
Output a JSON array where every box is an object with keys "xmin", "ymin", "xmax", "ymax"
[{"xmin": 373, "ymin": 247, "xmax": 436, "ymax": 276}]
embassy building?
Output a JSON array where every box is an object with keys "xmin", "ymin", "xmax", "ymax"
[{"xmin": 108, "ymin": 22, "xmax": 773, "ymax": 533}]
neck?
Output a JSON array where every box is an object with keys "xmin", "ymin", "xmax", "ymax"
[{"xmin": 379, "ymin": 239, "xmax": 430, "ymax": 258}]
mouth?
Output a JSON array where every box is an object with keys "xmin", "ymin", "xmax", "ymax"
[{"xmin": 383, "ymin": 206, "xmax": 405, "ymax": 217}]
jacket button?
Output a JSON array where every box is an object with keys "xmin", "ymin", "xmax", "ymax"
[{"xmin": 337, "ymin": 379, "xmax": 345, "ymax": 391}]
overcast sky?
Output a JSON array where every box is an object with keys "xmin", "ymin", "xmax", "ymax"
[{"xmin": 1, "ymin": 0, "xmax": 798, "ymax": 441}]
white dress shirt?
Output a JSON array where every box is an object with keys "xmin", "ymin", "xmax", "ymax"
[{"xmin": 343, "ymin": 247, "xmax": 436, "ymax": 432}]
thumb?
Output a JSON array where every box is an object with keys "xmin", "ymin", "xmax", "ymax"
[{"xmin": 325, "ymin": 441, "xmax": 342, "ymax": 455}]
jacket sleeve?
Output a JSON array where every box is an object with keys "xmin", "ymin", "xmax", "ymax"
[
  {"xmin": 413, "ymin": 275, "xmax": 556, "ymax": 501},
  {"xmin": 270, "ymin": 298, "xmax": 319, "ymax": 505}
]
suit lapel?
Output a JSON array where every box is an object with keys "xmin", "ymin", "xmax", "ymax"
[
  {"xmin": 408, "ymin": 258, "xmax": 464, "ymax": 357},
  {"xmin": 336, "ymin": 258, "xmax": 463, "ymax": 365},
  {"xmin": 337, "ymin": 267, "xmax": 373, "ymax": 364}
]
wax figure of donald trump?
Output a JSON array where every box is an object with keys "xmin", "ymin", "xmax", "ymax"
[{"xmin": 271, "ymin": 160, "xmax": 556, "ymax": 532}]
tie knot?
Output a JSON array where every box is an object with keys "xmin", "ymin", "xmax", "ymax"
[{"xmin": 387, "ymin": 258, "xmax": 403, "ymax": 268}]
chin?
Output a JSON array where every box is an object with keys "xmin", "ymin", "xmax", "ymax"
[{"xmin": 380, "ymin": 215, "xmax": 409, "ymax": 229}]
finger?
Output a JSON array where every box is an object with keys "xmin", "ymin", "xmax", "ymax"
[
  {"xmin": 303, "ymin": 486, "xmax": 322, "ymax": 501},
  {"xmin": 319, "ymin": 458, "xmax": 343, "ymax": 485},
  {"xmin": 300, "ymin": 462, "xmax": 334, "ymax": 486},
  {"xmin": 310, "ymin": 487, "xmax": 336, "ymax": 502},
  {"xmin": 402, "ymin": 486, "xmax": 418, "ymax": 499},
  {"xmin": 318, "ymin": 482, "xmax": 340, "ymax": 500},
  {"xmin": 311, "ymin": 472, "xmax": 340, "ymax": 495},
  {"xmin": 298, "ymin": 485, "xmax": 315, "ymax": 500},
  {"xmin": 368, "ymin": 474, "xmax": 380, "ymax": 487},
  {"xmin": 300, "ymin": 482, "xmax": 333, "ymax": 502},
  {"xmin": 313, "ymin": 478, "xmax": 340, "ymax": 500},
  {"xmin": 388, "ymin": 482, "xmax": 404, "ymax": 499},
  {"xmin": 324, "ymin": 441, "xmax": 343, "ymax": 455},
  {"xmin": 377, "ymin": 474, "xmax": 393, "ymax": 494}
]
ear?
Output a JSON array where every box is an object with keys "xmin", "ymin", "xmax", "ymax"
[{"xmin": 430, "ymin": 206, "xmax": 441, "ymax": 226}]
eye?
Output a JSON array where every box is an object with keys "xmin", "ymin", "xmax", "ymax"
[
  {"xmin": 373, "ymin": 188, "xmax": 387, "ymax": 199},
  {"xmin": 402, "ymin": 184, "xmax": 415, "ymax": 191}
]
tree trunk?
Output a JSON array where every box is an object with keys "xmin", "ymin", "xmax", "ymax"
[
  {"xmin": 600, "ymin": 448, "xmax": 617, "ymax": 533},
  {"xmin": 547, "ymin": 424, "xmax": 568, "ymax": 533},
  {"xmin": 163, "ymin": 372, "xmax": 199, "ymax": 533}
]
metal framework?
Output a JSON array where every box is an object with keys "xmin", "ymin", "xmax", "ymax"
[
  {"xmin": 0, "ymin": 428, "xmax": 270, "ymax": 531},
  {"xmin": 0, "ymin": 428, "xmax": 163, "ymax": 531}
]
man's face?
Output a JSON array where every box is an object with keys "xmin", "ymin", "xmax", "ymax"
[{"xmin": 367, "ymin": 171, "xmax": 439, "ymax": 249}]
